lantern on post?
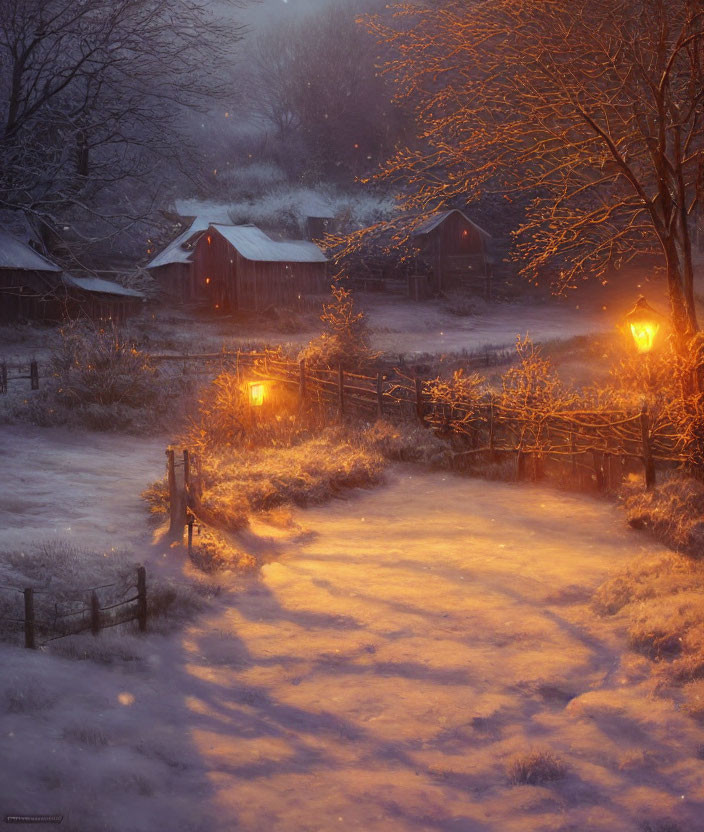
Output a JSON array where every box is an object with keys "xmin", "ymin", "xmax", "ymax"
[{"xmin": 625, "ymin": 296, "xmax": 664, "ymax": 354}]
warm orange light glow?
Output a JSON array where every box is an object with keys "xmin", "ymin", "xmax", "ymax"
[
  {"xmin": 630, "ymin": 322, "xmax": 660, "ymax": 354},
  {"xmin": 207, "ymin": 235, "xmax": 212, "ymax": 245},
  {"xmin": 248, "ymin": 382, "xmax": 265, "ymax": 407},
  {"xmin": 205, "ymin": 277, "xmax": 211, "ymax": 285}
]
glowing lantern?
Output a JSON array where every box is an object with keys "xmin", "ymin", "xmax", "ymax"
[
  {"xmin": 625, "ymin": 296, "xmax": 663, "ymax": 354},
  {"xmin": 248, "ymin": 382, "xmax": 265, "ymax": 407}
]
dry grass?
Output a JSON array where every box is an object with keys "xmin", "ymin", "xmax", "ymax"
[
  {"xmin": 625, "ymin": 474, "xmax": 704, "ymax": 556},
  {"xmin": 188, "ymin": 527, "xmax": 257, "ymax": 574},
  {"xmin": 194, "ymin": 427, "xmax": 387, "ymax": 532},
  {"xmin": 506, "ymin": 750, "xmax": 567, "ymax": 785},
  {"xmin": 594, "ymin": 548, "xmax": 704, "ymax": 719}
]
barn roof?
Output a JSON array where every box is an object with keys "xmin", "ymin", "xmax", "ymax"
[
  {"xmin": 412, "ymin": 210, "xmax": 491, "ymax": 239},
  {"xmin": 0, "ymin": 227, "xmax": 62, "ymax": 272},
  {"xmin": 211, "ymin": 224, "xmax": 327, "ymax": 264},
  {"xmin": 63, "ymin": 274, "xmax": 144, "ymax": 299},
  {"xmin": 146, "ymin": 217, "xmax": 211, "ymax": 269}
]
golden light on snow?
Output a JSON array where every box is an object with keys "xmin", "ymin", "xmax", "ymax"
[
  {"xmin": 629, "ymin": 322, "xmax": 660, "ymax": 354},
  {"xmin": 248, "ymin": 382, "xmax": 265, "ymax": 407},
  {"xmin": 117, "ymin": 692, "xmax": 135, "ymax": 706}
]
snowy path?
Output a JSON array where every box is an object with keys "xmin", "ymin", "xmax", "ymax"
[
  {"xmin": 180, "ymin": 471, "xmax": 704, "ymax": 832},
  {"xmin": 2, "ymin": 431, "xmax": 704, "ymax": 831}
]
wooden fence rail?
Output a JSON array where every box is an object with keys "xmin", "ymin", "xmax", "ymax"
[
  {"xmin": 238, "ymin": 349, "xmax": 685, "ymax": 490},
  {"xmin": 0, "ymin": 359, "xmax": 39, "ymax": 393},
  {"xmin": 0, "ymin": 566, "xmax": 148, "ymax": 648}
]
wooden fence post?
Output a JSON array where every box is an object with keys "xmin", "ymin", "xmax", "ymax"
[
  {"xmin": 488, "ymin": 396, "xmax": 496, "ymax": 461},
  {"xmin": 640, "ymin": 406, "xmax": 656, "ymax": 489},
  {"xmin": 516, "ymin": 447, "xmax": 525, "ymax": 481},
  {"xmin": 90, "ymin": 592, "xmax": 101, "ymax": 636},
  {"xmin": 376, "ymin": 372, "xmax": 384, "ymax": 420},
  {"xmin": 415, "ymin": 377, "xmax": 426, "ymax": 425},
  {"xmin": 187, "ymin": 517, "xmax": 194, "ymax": 558},
  {"xmin": 0, "ymin": 362, "xmax": 7, "ymax": 394},
  {"xmin": 166, "ymin": 448, "xmax": 182, "ymax": 535},
  {"xmin": 592, "ymin": 450, "xmax": 604, "ymax": 491},
  {"xmin": 183, "ymin": 449, "xmax": 191, "ymax": 511},
  {"xmin": 24, "ymin": 588, "xmax": 35, "ymax": 649},
  {"xmin": 338, "ymin": 364, "xmax": 345, "ymax": 417},
  {"xmin": 30, "ymin": 360, "xmax": 38, "ymax": 390},
  {"xmin": 299, "ymin": 359, "xmax": 306, "ymax": 406},
  {"xmin": 570, "ymin": 432, "xmax": 577, "ymax": 479},
  {"xmin": 137, "ymin": 566, "xmax": 147, "ymax": 632}
]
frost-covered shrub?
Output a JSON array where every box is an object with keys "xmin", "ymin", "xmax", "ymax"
[{"xmin": 51, "ymin": 322, "xmax": 157, "ymax": 409}]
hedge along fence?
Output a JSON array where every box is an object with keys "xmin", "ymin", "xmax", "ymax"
[
  {"xmin": 0, "ymin": 566, "xmax": 147, "ymax": 649},
  {"xmin": 227, "ymin": 349, "xmax": 683, "ymax": 491}
]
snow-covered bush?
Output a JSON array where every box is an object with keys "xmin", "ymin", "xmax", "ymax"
[
  {"xmin": 506, "ymin": 750, "xmax": 567, "ymax": 785},
  {"xmin": 50, "ymin": 322, "xmax": 157, "ymax": 409}
]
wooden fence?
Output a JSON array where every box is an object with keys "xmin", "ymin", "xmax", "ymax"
[
  {"xmin": 0, "ymin": 359, "xmax": 39, "ymax": 393},
  {"xmin": 235, "ymin": 350, "xmax": 683, "ymax": 490},
  {"xmin": 0, "ymin": 566, "xmax": 147, "ymax": 649}
]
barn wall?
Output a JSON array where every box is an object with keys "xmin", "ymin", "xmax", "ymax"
[
  {"xmin": 192, "ymin": 231, "xmax": 236, "ymax": 311},
  {"xmin": 192, "ymin": 230, "xmax": 327, "ymax": 313},
  {"xmin": 416, "ymin": 213, "xmax": 489, "ymax": 293},
  {"xmin": 149, "ymin": 262, "xmax": 198, "ymax": 304}
]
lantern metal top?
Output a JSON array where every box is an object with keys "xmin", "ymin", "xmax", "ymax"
[{"xmin": 625, "ymin": 295, "xmax": 665, "ymax": 326}]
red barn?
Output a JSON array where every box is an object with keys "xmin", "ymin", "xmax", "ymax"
[
  {"xmin": 144, "ymin": 217, "xmax": 210, "ymax": 304},
  {"xmin": 411, "ymin": 209, "xmax": 492, "ymax": 297},
  {"xmin": 191, "ymin": 224, "xmax": 328, "ymax": 313},
  {"xmin": 147, "ymin": 221, "xmax": 328, "ymax": 312}
]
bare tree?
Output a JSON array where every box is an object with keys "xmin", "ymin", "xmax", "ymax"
[
  {"xmin": 0, "ymin": 0, "xmax": 245, "ymax": 236},
  {"xmin": 368, "ymin": 0, "xmax": 704, "ymax": 351},
  {"xmin": 244, "ymin": 0, "xmax": 406, "ymax": 182}
]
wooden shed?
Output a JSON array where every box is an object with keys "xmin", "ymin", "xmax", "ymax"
[
  {"xmin": 411, "ymin": 209, "xmax": 492, "ymax": 297},
  {"xmin": 0, "ymin": 227, "xmax": 144, "ymax": 323},
  {"xmin": 61, "ymin": 275, "xmax": 145, "ymax": 322},
  {"xmin": 145, "ymin": 217, "xmax": 210, "ymax": 303},
  {"xmin": 0, "ymin": 227, "xmax": 67, "ymax": 322},
  {"xmin": 191, "ymin": 224, "xmax": 328, "ymax": 313}
]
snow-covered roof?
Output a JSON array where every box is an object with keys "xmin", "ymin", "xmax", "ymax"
[
  {"xmin": 412, "ymin": 209, "xmax": 492, "ymax": 239},
  {"xmin": 63, "ymin": 274, "xmax": 144, "ymax": 299},
  {"xmin": 0, "ymin": 227, "xmax": 62, "ymax": 272},
  {"xmin": 211, "ymin": 224, "xmax": 327, "ymax": 263},
  {"xmin": 146, "ymin": 217, "xmax": 211, "ymax": 269}
]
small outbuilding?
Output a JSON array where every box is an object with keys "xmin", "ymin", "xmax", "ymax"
[
  {"xmin": 0, "ymin": 227, "xmax": 144, "ymax": 323},
  {"xmin": 147, "ymin": 221, "xmax": 328, "ymax": 312},
  {"xmin": 0, "ymin": 227, "xmax": 65, "ymax": 322},
  {"xmin": 411, "ymin": 209, "xmax": 492, "ymax": 297}
]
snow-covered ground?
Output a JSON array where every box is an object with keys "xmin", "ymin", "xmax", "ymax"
[
  {"xmin": 1, "ymin": 428, "xmax": 703, "ymax": 831},
  {"xmin": 362, "ymin": 296, "xmax": 613, "ymax": 356}
]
